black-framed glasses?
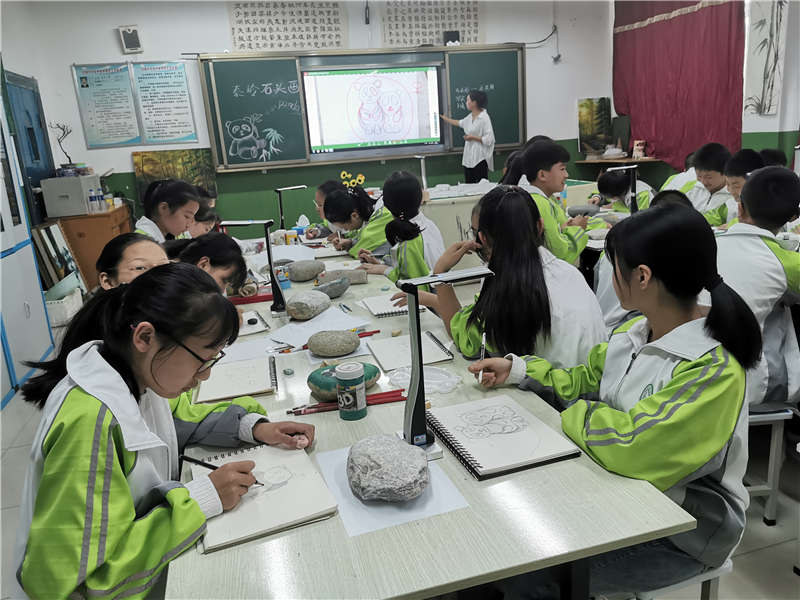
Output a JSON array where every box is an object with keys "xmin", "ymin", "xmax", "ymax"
[{"xmin": 169, "ymin": 337, "xmax": 226, "ymax": 373}]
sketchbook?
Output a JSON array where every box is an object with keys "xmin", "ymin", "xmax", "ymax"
[
  {"xmin": 366, "ymin": 332, "xmax": 453, "ymax": 372},
  {"xmin": 426, "ymin": 395, "xmax": 580, "ymax": 480},
  {"xmin": 191, "ymin": 444, "xmax": 337, "ymax": 552},
  {"xmin": 193, "ymin": 357, "xmax": 275, "ymax": 403},
  {"xmin": 362, "ymin": 295, "xmax": 427, "ymax": 318}
]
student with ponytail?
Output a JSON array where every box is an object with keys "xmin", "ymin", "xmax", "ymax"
[
  {"xmin": 135, "ymin": 179, "xmax": 201, "ymax": 243},
  {"xmin": 358, "ymin": 171, "xmax": 445, "ymax": 287},
  {"xmin": 164, "ymin": 232, "xmax": 247, "ymax": 292},
  {"xmin": 323, "ymin": 184, "xmax": 393, "ymax": 258},
  {"xmin": 393, "ymin": 186, "xmax": 605, "ymax": 364},
  {"xmin": 15, "ymin": 263, "xmax": 313, "ymax": 599},
  {"xmin": 472, "ymin": 204, "xmax": 761, "ymax": 597}
]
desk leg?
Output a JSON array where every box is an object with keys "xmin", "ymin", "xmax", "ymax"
[{"xmin": 558, "ymin": 558, "xmax": 590, "ymax": 600}]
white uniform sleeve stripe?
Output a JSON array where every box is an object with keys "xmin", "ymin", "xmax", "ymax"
[{"xmin": 77, "ymin": 404, "xmax": 109, "ymax": 585}]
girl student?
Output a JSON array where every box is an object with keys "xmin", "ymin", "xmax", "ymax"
[
  {"xmin": 305, "ymin": 179, "xmax": 347, "ymax": 239},
  {"xmin": 358, "ymin": 171, "xmax": 445, "ymax": 287},
  {"xmin": 135, "ymin": 179, "xmax": 201, "ymax": 243},
  {"xmin": 96, "ymin": 232, "xmax": 169, "ymax": 290},
  {"xmin": 324, "ymin": 184, "xmax": 393, "ymax": 259},
  {"xmin": 164, "ymin": 232, "xmax": 247, "ymax": 293},
  {"xmin": 393, "ymin": 186, "xmax": 605, "ymax": 365},
  {"xmin": 472, "ymin": 204, "xmax": 761, "ymax": 597},
  {"xmin": 15, "ymin": 263, "xmax": 313, "ymax": 599},
  {"xmin": 439, "ymin": 89, "xmax": 495, "ymax": 184},
  {"xmin": 184, "ymin": 186, "xmax": 221, "ymax": 238},
  {"xmin": 589, "ymin": 168, "xmax": 654, "ymax": 213}
]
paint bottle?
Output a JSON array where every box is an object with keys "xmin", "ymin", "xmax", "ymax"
[{"xmin": 336, "ymin": 362, "xmax": 367, "ymax": 421}]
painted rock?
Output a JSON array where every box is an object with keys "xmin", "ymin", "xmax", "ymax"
[{"xmin": 307, "ymin": 362, "xmax": 380, "ymax": 401}]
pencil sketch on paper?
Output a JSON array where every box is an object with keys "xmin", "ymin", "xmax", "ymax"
[
  {"xmin": 226, "ymin": 113, "xmax": 284, "ymax": 161},
  {"xmin": 243, "ymin": 465, "xmax": 293, "ymax": 501},
  {"xmin": 454, "ymin": 404, "xmax": 528, "ymax": 439}
]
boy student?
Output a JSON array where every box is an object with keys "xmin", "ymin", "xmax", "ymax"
[
  {"xmin": 760, "ymin": 147, "xmax": 788, "ymax": 166},
  {"xmin": 502, "ymin": 141, "xmax": 588, "ymax": 264},
  {"xmin": 717, "ymin": 149, "xmax": 764, "ymax": 229},
  {"xmin": 699, "ymin": 166, "xmax": 800, "ymax": 406},
  {"xmin": 686, "ymin": 143, "xmax": 736, "ymax": 225}
]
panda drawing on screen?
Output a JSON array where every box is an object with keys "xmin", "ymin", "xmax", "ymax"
[
  {"xmin": 226, "ymin": 113, "xmax": 284, "ymax": 161},
  {"xmin": 355, "ymin": 78, "xmax": 384, "ymax": 136},
  {"xmin": 378, "ymin": 90, "xmax": 404, "ymax": 134}
]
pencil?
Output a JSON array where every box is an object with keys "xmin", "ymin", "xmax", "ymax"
[
  {"xmin": 180, "ymin": 455, "xmax": 264, "ymax": 487},
  {"xmin": 478, "ymin": 332, "xmax": 487, "ymax": 384}
]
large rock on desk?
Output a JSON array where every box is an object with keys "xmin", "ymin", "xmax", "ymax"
[
  {"xmin": 314, "ymin": 277, "xmax": 350, "ymax": 299},
  {"xmin": 318, "ymin": 269, "xmax": 368, "ymax": 285},
  {"xmin": 288, "ymin": 260, "xmax": 325, "ymax": 282},
  {"xmin": 286, "ymin": 290, "xmax": 331, "ymax": 320},
  {"xmin": 347, "ymin": 434, "xmax": 429, "ymax": 502},
  {"xmin": 307, "ymin": 330, "xmax": 360, "ymax": 357}
]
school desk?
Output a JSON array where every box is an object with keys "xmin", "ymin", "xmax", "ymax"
[{"xmin": 167, "ymin": 257, "xmax": 694, "ymax": 600}]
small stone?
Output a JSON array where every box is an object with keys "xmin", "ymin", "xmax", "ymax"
[
  {"xmin": 381, "ymin": 286, "xmax": 390, "ymax": 291},
  {"xmin": 392, "ymin": 330, "xmax": 402, "ymax": 337},
  {"xmin": 307, "ymin": 330, "xmax": 360, "ymax": 357},
  {"xmin": 286, "ymin": 290, "xmax": 331, "ymax": 320},
  {"xmin": 347, "ymin": 434, "xmax": 429, "ymax": 502},
  {"xmin": 288, "ymin": 260, "xmax": 325, "ymax": 282},
  {"xmin": 283, "ymin": 368, "xmax": 294, "ymax": 376},
  {"xmin": 315, "ymin": 277, "xmax": 350, "ymax": 299},
  {"xmin": 318, "ymin": 269, "xmax": 368, "ymax": 285},
  {"xmin": 274, "ymin": 258, "xmax": 294, "ymax": 267}
]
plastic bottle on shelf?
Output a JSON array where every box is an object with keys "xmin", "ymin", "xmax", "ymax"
[{"xmin": 87, "ymin": 188, "xmax": 96, "ymax": 214}]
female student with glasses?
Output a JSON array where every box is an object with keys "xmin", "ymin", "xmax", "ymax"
[{"xmin": 15, "ymin": 263, "xmax": 313, "ymax": 599}]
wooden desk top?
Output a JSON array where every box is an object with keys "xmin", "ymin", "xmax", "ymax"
[{"xmin": 165, "ymin": 255, "xmax": 694, "ymax": 599}]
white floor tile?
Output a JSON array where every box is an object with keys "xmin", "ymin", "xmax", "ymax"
[
  {"xmin": 1, "ymin": 395, "xmax": 37, "ymax": 452},
  {"xmin": 736, "ymin": 491, "xmax": 799, "ymax": 556},
  {"xmin": 1, "ymin": 446, "xmax": 29, "ymax": 510},
  {"xmin": 1, "ymin": 506, "xmax": 25, "ymax": 600}
]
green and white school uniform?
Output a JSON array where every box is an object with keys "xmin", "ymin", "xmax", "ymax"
[
  {"xmin": 506, "ymin": 315, "xmax": 749, "ymax": 568},
  {"xmin": 381, "ymin": 213, "xmax": 445, "ymax": 290},
  {"xmin": 660, "ymin": 167, "xmax": 696, "ymax": 193},
  {"xmin": 661, "ymin": 168, "xmax": 733, "ymax": 226},
  {"xmin": 593, "ymin": 180, "xmax": 654, "ymax": 213},
  {"xmin": 450, "ymin": 247, "xmax": 606, "ymax": 363},
  {"xmin": 348, "ymin": 199, "xmax": 394, "ymax": 259},
  {"xmin": 134, "ymin": 215, "xmax": 166, "ymax": 243},
  {"xmin": 528, "ymin": 185, "xmax": 588, "ymax": 264}
]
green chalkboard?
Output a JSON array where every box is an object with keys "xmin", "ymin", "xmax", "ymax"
[
  {"xmin": 446, "ymin": 49, "xmax": 522, "ymax": 149},
  {"xmin": 202, "ymin": 58, "xmax": 308, "ymax": 170}
]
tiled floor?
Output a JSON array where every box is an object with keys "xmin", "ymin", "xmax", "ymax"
[{"xmin": 1, "ymin": 392, "xmax": 798, "ymax": 599}]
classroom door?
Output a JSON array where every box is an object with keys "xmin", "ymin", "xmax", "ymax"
[{"xmin": 5, "ymin": 71, "xmax": 54, "ymax": 226}]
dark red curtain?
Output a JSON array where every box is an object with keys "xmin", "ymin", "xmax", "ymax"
[{"xmin": 613, "ymin": 1, "xmax": 745, "ymax": 169}]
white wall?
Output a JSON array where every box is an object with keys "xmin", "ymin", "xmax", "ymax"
[{"xmin": 1, "ymin": 1, "xmax": 613, "ymax": 174}]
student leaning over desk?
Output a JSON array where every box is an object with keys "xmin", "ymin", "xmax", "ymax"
[
  {"xmin": 165, "ymin": 231, "xmax": 248, "ymax": 293},
  {"xmin": 134, "ymin": 179, "xmax": 201, "ymax": 243},
  {"xmin": 716, "ymin": 149, "xmax": 764, "ymax": 229},
  {"xmin": 324, "ymin": 184, "xmax": 393, "ymax": 258},
  {"xmin": 472, "ymin": 204, "xmax": 762, "ymax": 597},
  {"xmin": 14, "ymin": 263, "xmax": 313, "ymax": 600},
  {"xmin": 305, "ymin": 179, "xmax": 346, "ymax": 240},
  {"xmin": 358, "ymin": 170, "xmax": 445, "ymax": 291}
]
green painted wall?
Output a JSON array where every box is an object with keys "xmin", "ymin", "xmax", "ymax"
[{"xmin": 741, "ymin": 129, "xmax": 799, "ymax": 164}]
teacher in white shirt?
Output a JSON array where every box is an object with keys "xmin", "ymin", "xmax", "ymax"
[{"xmin": 440, "ymin": 89, "xmax": 495, "ymax": 183}]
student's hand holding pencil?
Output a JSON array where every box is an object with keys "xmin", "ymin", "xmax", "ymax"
[
  {"xmin": 468, "ymin": 358, "xmax": 513, "ymax": 388},
  {"xmin": 208, "ymin": 461, "xmax": 258, "ymax": 510},
  {"xmin": 253, "ymin": 421, "xmax": 315, "ymax": 449},
  {"xmin": 358, "ymin": 248, "xmax": 381, "ymax": 264},
  {"xmin": 332, "ymin": 237, "xmax": 353, "ymax": 251}
]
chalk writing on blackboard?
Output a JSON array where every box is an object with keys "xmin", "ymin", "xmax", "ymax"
[
  {"xmin": 232, "ymin": 81, "xmax": 299, "ymax": 97},
  {"xmin": 225, "ymin": 113, "xmax": 285, "ymax": 161},
  {"xmin": 454, "ymin": 83, "xmax": 496, "ymax": 111},
  {"xmin": 228, "ymin": 2, "xmax": 347, "ymax": 51}
]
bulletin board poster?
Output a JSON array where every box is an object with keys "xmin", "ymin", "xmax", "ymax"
[
  {"xmin": 132, "ymin": 62, "xmax": 198, "ymax": 144},
  {"xmin": 73, "ymin": 64, "xmax": 142, "ymax": 148}
]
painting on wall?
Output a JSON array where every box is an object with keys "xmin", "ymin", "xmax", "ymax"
[
  {"xmin": 744, "ymin": 0, "xmax": 789, "ymax": 115},
  {"xmin": 578, "ymin": 97, "xmax": 613, "ymax": 155},
  {"xmin": 132, "ymin": 148, "xmax": 217, "ymax": 205}
]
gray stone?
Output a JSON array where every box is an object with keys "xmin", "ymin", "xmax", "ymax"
[
  {"xmin": 286, "ymin": 290, "xmax": 331, "ymax": 320},
  {"xmin": 314, "ymin": 277, "xmax": 350, "ymax": 299},
  {"xmin": 307, "ymin": 330, "xmax": 360, "ymax": 357},
  {"xmin": 274, "ymin": 258, "xmax": 294, "ymax": 267},
  {"xmin": 347, "ymin": 434, "xmax": 429, "ymax": 502},
  {"xmin": 288, "ymin": 260, "xmax": 325, "ymax": 282},
  {"xmin": 319, "ymin": 269, "xmax": 368, "ymax": 285}
]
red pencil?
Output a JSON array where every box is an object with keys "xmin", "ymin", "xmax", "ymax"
[{"xmin": 286, "ymin": 389, "xmax": 406, "ymax": 415}]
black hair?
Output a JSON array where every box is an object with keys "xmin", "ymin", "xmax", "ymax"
[
  {"xmin": 382, "ymin": 171, "xmax": 423, "ymax": 245},
  {"xmin": 692, "ymin": 143, "xmax": 732, "ymax": 174},
  {"xmin": 323, "ymin": 185, "xmax": 375, "ymax": 224},
  {"xmin": 192, "ymin": 187, "xmax": 219, "ymax": 225},
  {"xmin": 597, "ymin": 170, "xmax": 630, "ymax": 199},
  {"xmin": 759, "ymin": 148, "xmax": 788, "ymax": 167},
  {"xmin": 650, "ymin": 190, "xmax": 693, "ymax": 209},
  {"xmin": 740, "ymin": 166, "xmax": 800, "ymax": 231},
  {"xmin": 22, "ymin": 263, "xmax": 239, "ymax": 409},
  {"xmin": 95, "ymin": 233, "xmax": 161, "ymax": 278},
  {"xmin": 499, "ymin": 150, "xmax": 522, "ymax": 184},
  {"xmin": 468, "ymin": 89, "xmax": 488, "ymax": 109},
  {"xmin": 605, "ymin": 204, "xmax": 761, "ymax": 369},
  {"xmin": 194, "ymin": 208, "xmax": 220, "ymax": 226},
  {"xmin": 164, "ymin": 232, "xmax": 247, "ymax": 289},
  {"xmin": 504, "ymin": 140, "xmax": 570, "ymax": 188},
  {"xmin": 317, "ymin": 179, "xmax": 347, "ymax": 198},
  {"xmin": 467, "ymin": 186, "xmax": 551, "ymax": 355},
  {"xmin": 523, "ymin": 135, "xmax": 553, "ymax": 149},
  {"xmin": 143, "ymin": 179, "xmax": 201, "ymax": 219},
  {"xmin": 195, "ymin": 186, "xmax": 217, "ymax": 201},
  {"xmin": 724, "ymin": 149, "xmax": 764, "ymax": 177},
  {"xmin": 685, "ymin": 152, "xmax": 695, "ymax": 170}
]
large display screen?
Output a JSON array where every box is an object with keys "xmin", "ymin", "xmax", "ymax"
[{"xmin": 303, "ymin": 66, "xmax": 442, "ymax": 154}]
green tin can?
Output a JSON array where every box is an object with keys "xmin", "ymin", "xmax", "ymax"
[{"xmin": 336, "ymin": 362, "xmax": 367, "ymax": 421}]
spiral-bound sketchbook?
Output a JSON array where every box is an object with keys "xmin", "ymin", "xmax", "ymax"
[
  {"xmin": 426, "ymin": 395, "xmax": 580, "ymax": 480},
  {"xmin": 191, "ymin": 444, "xmax": 337, "ymax": 552},
  {"xmin": 193, "ymin": 357, "xmax": 275, "ymax": 403},
  {"xmin": 367, "ymin": 331, "xmax": 453, "ymax": 372},
  {"xmin": 362, "ymin": 295, "xmax": 427, "ymax": 318}
]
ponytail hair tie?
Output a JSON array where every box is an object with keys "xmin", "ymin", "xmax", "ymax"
[{"xmin": 706, "ymin": 274, "xmax": 724, "ymax": 291}]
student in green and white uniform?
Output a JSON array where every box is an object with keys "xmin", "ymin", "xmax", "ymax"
[
  {"xmin": 15, "ymin": 263, "xmax": 314, "ymax": 600},
  {"xmin": 164, "ymin": 232, "xmax": 247, "ymax": 293},
  {"xmin": 502, "ymin": 141, "xmax": 588, "ymax": 264},
  {"xmin": 718, "ymin": 149, "xmax": 764, "ymax": 229},
  {"xmin": 305, "ymin": 180, "xmax": 347, "ymax": 240},
  {"xmin": 324, "ymin": 184, "xmax": 393, "ymax": 259},
  {"xmin": 393, "ymin": 186, "xmax": 605, "ymax": 365},
  {"xmin": 134, "ymin": 179, "xmax": 201, "ymax": 243},
  {"xmin": 358, "ymin": 171, "xmax": 444, "ymax": 291},
  {"xmin": 180, "ymin": 186, "xmax": 221, "ymax": 239},
  {"xmin": 590, "ymin": 169, "xmax": 654, "ymax": 213},
  {"xmin": 473, "ymin": 204, "xmax": 762, "ymax": 597}
]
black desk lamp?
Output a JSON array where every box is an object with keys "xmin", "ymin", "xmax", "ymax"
[
  {"xmin": 398, "ymin": 266, "xmax": 493, "ymax": 447},
  {"xmin": 605, "ymin": 164, "xmax": 639, "ymax": 213},
  {"xmin": 274, "ymin": 185, "xmax": 308, "ymax": 230},
  {"xmin": 220, "ymin": 219, "xmax": 286, "ymax": 313}
]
